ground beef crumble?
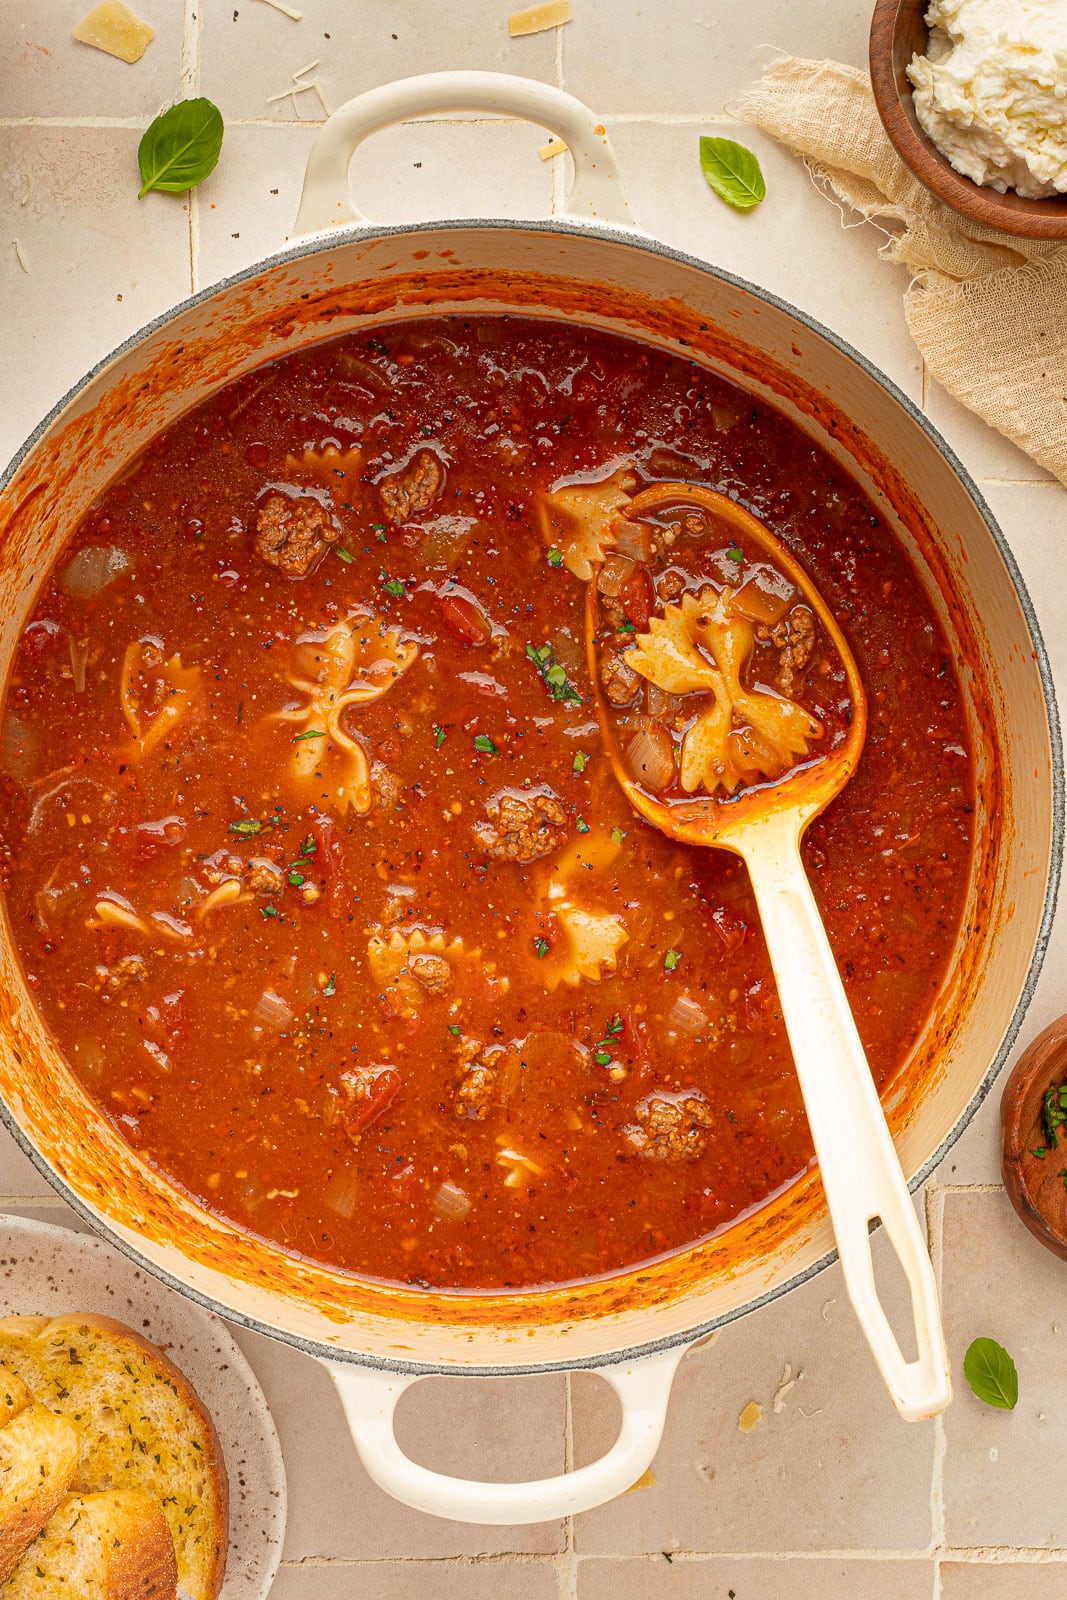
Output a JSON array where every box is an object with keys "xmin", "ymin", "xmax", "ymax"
[
  {"xmin": 472, "ymin": 788, "xmax": 568, "ymax": 863},
  {"xmin": 624, "ymin": 1091, "xmax": 713, "ymax": 1163},
  {"xmin": 254, "ymin": 491, "xmax": 336, "ymax": 575},
  {"xmin": 378, "ymin": 450, "xmax": 444, "ymax": 523}
]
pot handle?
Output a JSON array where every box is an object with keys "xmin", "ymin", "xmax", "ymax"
[
  {"xmin": 294, "ymin": 70, "xmax": 632, "ymax": 236},
  {"xmin": 321, "ymin": 1346, "xmax": 684, "ymax": 1524}
]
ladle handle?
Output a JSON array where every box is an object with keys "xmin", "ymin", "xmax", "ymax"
[{"xmin": 740, "ymin": 814, "xmax": 951, "ymax": 1421}]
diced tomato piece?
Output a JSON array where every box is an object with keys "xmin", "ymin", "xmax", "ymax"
[
  {"xmin": 21, "ymin": 620, "xmax": 61, "ymax": 657},
  {"xmin": 344, "ymin": 1069, "xmax": 401, "ymax": 1140},
  {"xmin": 618, "ymin": 569, "xmax": 654, "ymax": 632},
  {"xmin": 308, "ymin": 811, "xmax": 347, "ymax": 917},
  {"xmin": 710, "ymin": 906, "xmax": 747, "ymax": 955},
  {"xmin": 135, "ymin": 815, "xmax": 187, "ymax": 860},
  {"xmin": 389, "ymin": 1161, "xmax": 418, "ymax": 1205},
  {"xmin": 440, "ymin": 591, "xmax": 492, "ymax": 645}
]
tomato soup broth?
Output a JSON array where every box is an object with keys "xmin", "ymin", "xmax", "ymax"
[{"xmin": 0, "ymin": 317, "xmax": 974, "ymax": 1291}]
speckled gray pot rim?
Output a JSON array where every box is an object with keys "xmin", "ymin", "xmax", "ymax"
[{"xmin": 0, "ymin": 214, "xmax": 1061, "ymax": 1377}]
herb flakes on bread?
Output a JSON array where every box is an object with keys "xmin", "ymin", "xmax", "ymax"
[
  {"xmin": 0, "ymin": 1370, "xmax": 80, "ymax": 1583},
  {"xmin": 0, "ymin": 1315, "xmax": 227, "ymax": 1600},
  {"xmin": 3, "ymin": 1489, "xmax": 177, "ymax": 1599}
]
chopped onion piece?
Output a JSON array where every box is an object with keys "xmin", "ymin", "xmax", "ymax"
[
  {"xmin": 254, "ymin": 989, "xmax": 292, "ymax": 1030},
  {"xmin": 58, "ymin": 544, "xmax": 132, "ymax": 600},
  {"xmin": 597, "ymin": 552, "xmax": 636, "ymax": 597},
  {"xmin": 1, "ymin": 714, "xmax": 41, "ymax": 784},
  {"xmin": 668, "ymin": 994, "xmax": 709, "ymax": 1036},
  {"xmin": 625, "ymin": 724, "xmax": 675, "ymax": 793},
  {"xmin": 612, "ymin": 520, "xmax": 655, "ymax": 563},
  {"xmin": 324, "ymin": 1167, "xmax": 361, "ymax": 1220},
  {"xmin": 732, "ymin": 565, "xmax": 796, "ymax": 627},
  {"xmin": 69, "ymin": 637, "xmax": 89, "ymax": 692},
  {"xmin": 432, "ymin": 1179, "xmax": 472, "ymax": 1219}
]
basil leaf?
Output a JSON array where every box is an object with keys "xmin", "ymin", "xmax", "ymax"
[
  {"xmin": 699, "ymin": 136, "xmax": 766, "ymax": 213},
  {"xmin": 963, "ymin": 1337, "xmax": 1018, "ymax": 1410},
  {"xmin": 138, "ymin": 98, "xmax": 224, "ymax": 198}
]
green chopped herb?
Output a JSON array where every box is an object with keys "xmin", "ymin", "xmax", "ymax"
[
  {"xmin": 963, "ymin": 1337, "xmax": 1018, "ymax": 1410},
  {"xmin": 382, "ymin": 577, "xmax": 406, "ymax": 598},
  {"xmin": 726, "ymin": 544, "xmax": 745, "ymax": 564},
  {"xmin": 594, "ymin": 1049, "xmax": 612, "ymax": 1066},
  {"xmin": 611, "ymin": 827, "xmax": 625, "ymax": 845},
  {"xmin": 698, "ymin": 135, "xmax": 766, "ymax": 213},
  {"xmin": 474, "ymin": 734, "xmax": 497, "ymax": 754},
  {"xmin": 1031, "ymin": 1146, "xmax": 1048, "ymax": 1160},
  {"xmin": 606, "ymin": 1013, "xmax": 624, "ymax": 1036},
  {"xmin": 1058, "ymin": 1167, "xmax": 1067, "ymax": 1194},
  {"xmin": 229, "ymin": 818, "xmax": 262, "ymax": 837},
  {"xmin": 534, "ymin": 936, "xmax": 549, "ymax": 959},
  {"xmin": 1041, "ymin": 1081, "xmax": 1067, "ymax": 1147},
  {"xmin": 448, "ymin": 1024, "xmax": 462, "ymax": 1036},
  {"xmin": 324, "ymin": 973, "xmax": 336, "ymax": 997},
  {"xmin": 576, "ymin": 817, "xmax": 591, "ymax": 834},
  {"xmin": 547, "ymin": 547, "xmax": 564, "ymax": 568},
  {"xmin": 293, "ymin": 729, "xmax": 325, "ymax": 741},
  {"xmin": 618, "ymin": 619, "xmax": 636, "ymax": 633},
  {"xmin": 301, "ymin": 834, "xmax": 317, "ymax": 857},
  {"xmin": 334, "ymin": 546, "xmax": 354, "ymax": 564},
  {"xmin": 368, "ymin": 338, "xmax": 389, "ymax": 354},
  {"xmin": 664, "ymin": 948, "xmax": 681, "ymax": 972},
  {"xmin": 288, "ymin": 870, "xmax": 304, "ymax": 887},
  {"xmin": 371, "ymin": 522, "xmax": 386, "ymax": 531},
  {"xmin": 573, "ymin": 751, "xmax": 588, "ymax": 772},
  {"xmin": 525, "ymin": 640, "xmax": 582, "ymax": 705},
  {"xmin": 261, "ymin": 903, "xmax": 280, "ymax": 921},
  {"xmin": 137, "ymin": 97, "xmax": 224, "ymax": 198},
  {"xmin": 434, "ymin": 725, "xmax": 447, "ymax": 749}
]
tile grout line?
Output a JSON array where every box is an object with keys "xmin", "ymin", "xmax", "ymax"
[
  {"xmin": 270, "ymin": 1550, "xmax": 1067, "ymax": 1565},
  {"xmin": 560, "ymin": 1374, "xmax": 578, "ymax": 1600},
  {"xmin": 181, "ymin": 0, "xmax": 203, "ymax": 294}
]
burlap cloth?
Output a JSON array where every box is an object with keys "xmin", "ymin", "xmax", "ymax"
[{"xmin": 732, "ymin": 56, "xmax": 1067, "ymax": 486}]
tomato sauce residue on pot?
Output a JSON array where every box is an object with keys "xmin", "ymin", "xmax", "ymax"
[{"xmin": 0, "ymin": 316, "xmax": 975, "ymax": 1292}]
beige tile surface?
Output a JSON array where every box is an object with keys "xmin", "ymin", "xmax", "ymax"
[
  {"xmin": 578, "ymin": 1556, "xmax": 935, "ymax": 1600},
  {"xmin": 941, "ymin": 1190, "xmax": 1067, "ymax": 1549},
  {"xmin": 0, "ymin": 126, "xmax": 191, "ymax": 462},
  {"xmin": 199, "ymin": 0, "xmax": 557, "ymax": 123},
  {"xmin": 941, "ymin": 1564, "xmax": 1067, "ymax": 1598},
  {"xmin": 573, "ymin": 1221, "xmax": 935, "ymax": 1555},
  {"xmin": 0, "ymin": 0, "xmax": 184, "ymax": 118},
  {"xmin": 562, "ymin": 0, "xmax": 872, "ymax": 114},
  {"xmin": 268, "ymin": 1559, "xmax": 560, "ymax": 1599},
  {"xmin": 229, "ymin": 1325, "xmax": 565, "ymax": 1560}
]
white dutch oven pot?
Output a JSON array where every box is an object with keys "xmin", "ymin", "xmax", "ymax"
[{"xmin": 0, "ymin": 74, "xmax": 1059, "ymax": 1524}]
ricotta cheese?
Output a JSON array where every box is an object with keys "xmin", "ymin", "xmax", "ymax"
[{"xmin": 907, "ymin": 0, "xmax": 1067, "ymax": 198}]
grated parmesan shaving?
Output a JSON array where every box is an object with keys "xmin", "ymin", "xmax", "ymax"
[
  {"xmin": 772, "ymin": 1363, "xmax": 802, "ymax": 1414},
  {"xmin": 254, "ymin": 0, "xmax": 304, "ymax": 17},
  {"xmin": 267, "ymin": 59, "xmax": 332, "ymax": 119},
  {"xmin": 12, "ymin": 239, "xmax": 28, "ymax": 273},
  {"xmin": 624, "ymin": 1468, "xmax": 656, "ymax": 1493},
  {"xmin": 509, "ymin": 0, "xmax": 573, "ymax": 38},
  {"xmin": 72, "ymin": 0, "xmax": 155, "ymax": 64},
  {"xmin": 539, "ymin": 137, "xmax": 567, "ymax": 160},
  {"xmin": 20, "ymin": 173, "xmax": 32, "ymax": 207}
]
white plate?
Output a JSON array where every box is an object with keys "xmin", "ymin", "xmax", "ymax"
[{"xmin": 0, "ymin": 1211, "xmax": 286, "ymax": 1600}]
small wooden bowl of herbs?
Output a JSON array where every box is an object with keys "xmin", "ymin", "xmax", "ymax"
[{"xmin": 1001, "ymin": 1015, "xmax": 1067, "ymax": 1260}]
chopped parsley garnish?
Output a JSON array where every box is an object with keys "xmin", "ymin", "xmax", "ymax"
[
  {"xmin": 525, "ymin": 641, "xmax": 582, "ymax": 705},
  {"xmin": 293, "ymin": 729, "xmax": 325, "ymax": 741},
  {"xmin": 334, "ymin": 546, "xmax": 354, "ymax": 564},
  {"xmin": 288, "ymin": 870, "xmax": 304, "ymax": 886},
  {"xmin": 576, "ymin": 817, "xmax": 591, "ymax": 834},
  {"xmin": 1042, "ymin": 1082, "xmax": 1067, "ymax": 1148},
  {"xmin": 547, "ymin": 547, "xmax": 564, "ymax": 568},
  {"xmin": 371, "ymin": 522, "xmax": 386, "ymax": 532},
  {"xmin": 573, "ymin": 751, "xmax": 588, "ymax": 773},
  {"xmin": 611, "ymin": 827, "xmax": 625, "ymax": 846},
  {"xmin": 382, "ymin": 577, "xmax": 406, "ymax": 598},
  {"xmin": 664, "ymin": 948, "xmax": 681, "ymax": 972},
  {"xmin": 1031, "ymin": 1147, "xmax": 1048, "ymax": 1160},
  {"xmin": 261, "ymin": 903, "xmax": 280, "ymax": 921},
  {"xmin": 618, "ymin": 619, "xmax": 636, "ymax": 633},
  {"xmin": 448, "ymin": 1024, "xmax": 462, "ymax": 1035},
  {"xmin": 1059, "ymin": 1168, "xmax": 1067, "ymax": 1194},
  {"xmin": 229, "ymin": 818, "xmax": 262, "ymax": 837},
  {"xmin": 594, "ymin": 1049, "xmax": 612, "ymax": 1066},
  {"xmin": 434, "ymin": 725, "xmax": 446, "ymax": 749},
  {"xmin": 368, "ymin": 338, "xmax": 389, "ymax": 354},
  {"xmin": 324, "ymin": 973, "xmax": 337, "ymax": 997},
  {"xmin": 606, "ymin": 1013, "xmax": 624, "ymax": 1037},
  {"xmin": 726, "ymin": 544, "xmax": 745, "ymax": 563},
  {"xmin": 474, "ymin": 734, "xmax": 497, "ymax": 754},
  {"xmin": 534, "ymin": 936, "xmax": 549, "ymax": 959}
]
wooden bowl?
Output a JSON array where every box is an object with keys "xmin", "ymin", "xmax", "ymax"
[
  {"xmin": 1001, "ymin": 1016, "xmax": 1067, "ymax": 1261},
  {"xmin": 869, "ymin": 0, "xmax": 1067, "ymax": 239}
]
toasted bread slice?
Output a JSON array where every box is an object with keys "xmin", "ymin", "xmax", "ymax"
[
  {"xmin": 3, "ymin": 1489, "xmax": 177, "ymax": 1599},
  {"xmin": 0, "ymin": 1365, "xmax": 81, "ymax": 1584},
  {"xmin": 0, "ymin": 1315, "xmax": 226, "ymax": 1600}
]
